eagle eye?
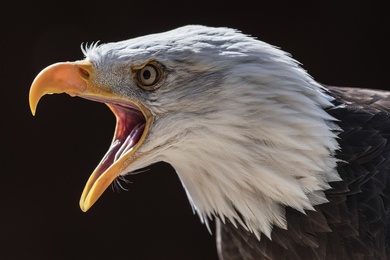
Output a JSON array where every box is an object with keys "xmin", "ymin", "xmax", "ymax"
[{"xmin": 136, "ymin": 63, "xmax": 162, "ymax": 89}]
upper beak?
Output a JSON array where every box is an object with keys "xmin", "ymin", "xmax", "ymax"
[
  {"xmin": 29, "ymin": 61, "xmax": 152, "ymax": 212},
  {"xmin": 30, "ymin": 61, "xmax": 92, "ymax": 115}
]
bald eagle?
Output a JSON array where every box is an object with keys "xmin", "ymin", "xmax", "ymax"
[{"xmin": 29, "ymin": 25, "xmax": 390, "ymax": 259}]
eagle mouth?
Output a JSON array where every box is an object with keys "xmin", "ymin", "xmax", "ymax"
[
  {"xmin": 94, "ymin": 103, "xmax": 146, "ymax": 182},
  {"xmin": 28, "ymin": 61, "xmax": 153, "ymax": 212},
  {"xmin": 78, "ymin": 98, "xmax": 153, "ymax": 212}
]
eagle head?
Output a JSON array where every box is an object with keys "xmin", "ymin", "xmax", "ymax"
[{"xmin": 29, "ymin": 25, "xmax": 341, "ymax": 238}]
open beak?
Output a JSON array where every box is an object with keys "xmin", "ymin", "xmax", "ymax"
[{"xmin": 29, "ymin": 61, "xmax": 152, "ymax": 212}]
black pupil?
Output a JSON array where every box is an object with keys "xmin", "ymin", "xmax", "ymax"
[{"xmin": 143, "ymin": 69, "xmax": 151, "ymax": 80}]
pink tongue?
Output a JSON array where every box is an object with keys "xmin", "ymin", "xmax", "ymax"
[
  {"xmin": 93, "ymin": 104, "xmax": 146, "ymax": 180},
  {"xmin": 114, "ymin": 123, "xmax": 145, "ymax": 161}
]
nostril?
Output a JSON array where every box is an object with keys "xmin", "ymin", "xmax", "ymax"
[{"xmin": 78, "ymin": 67, "xmax": 90, "ymax": 79}]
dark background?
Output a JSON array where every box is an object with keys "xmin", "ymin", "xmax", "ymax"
[{"xmin": 1, "ymin": 1, "xmax": 389, "ymax": 259}]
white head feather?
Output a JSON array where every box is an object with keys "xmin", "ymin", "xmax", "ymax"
[{"xmin": 83, "ymin": 25, "xmax": 341, "ymax": 239}]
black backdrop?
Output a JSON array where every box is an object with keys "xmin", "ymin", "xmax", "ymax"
[{"xmin": 1, "ymin": 1, "xmax": 389, "ymax": 259}]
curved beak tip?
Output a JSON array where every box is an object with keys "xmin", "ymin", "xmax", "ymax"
[
  {"xmin": 28, "ymin": 62, "xmax": 90, "ymax": 117},
  {"xmin": 28, "ymin": 92, "xmax": 40, "ymax": 116}
]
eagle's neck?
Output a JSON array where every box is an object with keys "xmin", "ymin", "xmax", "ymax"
[{"xmin": 163, "ymin": 71, "xmax": 342, "ymax": 238}]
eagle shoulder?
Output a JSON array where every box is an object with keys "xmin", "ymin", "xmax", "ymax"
[
  {"xmin": 326, "ymin": 85, "xmax": 390, "ymax": 113},
  {"xmin": 217, "ymin": 85, "xmax": 390, "ymax": 260}
]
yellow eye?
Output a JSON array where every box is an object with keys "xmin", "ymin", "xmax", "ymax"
[{"xmin": 137, "ymin": 63, "xmax": 161, "ymax": 88}]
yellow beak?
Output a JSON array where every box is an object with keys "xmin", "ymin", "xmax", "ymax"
[
  {"xmin": 29, "ymin": 61, "xmax": 152, "ymax": 212},
  {"xmin": 30, "ymin": 62, "xmax": 90, "ymax": 115}
]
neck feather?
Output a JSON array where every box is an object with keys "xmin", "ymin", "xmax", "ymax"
[{"xmin": 164, "ymin": 66, "xmax": 341, "ymax": 239}]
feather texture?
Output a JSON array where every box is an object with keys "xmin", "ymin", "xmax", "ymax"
[
  {"xmin": 82, "ymin": 25, "xmax": 344, "ymax": 238},
  {"xmin": 217, "ymin": 86, "xmax": 390, "ymax": 259}
]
